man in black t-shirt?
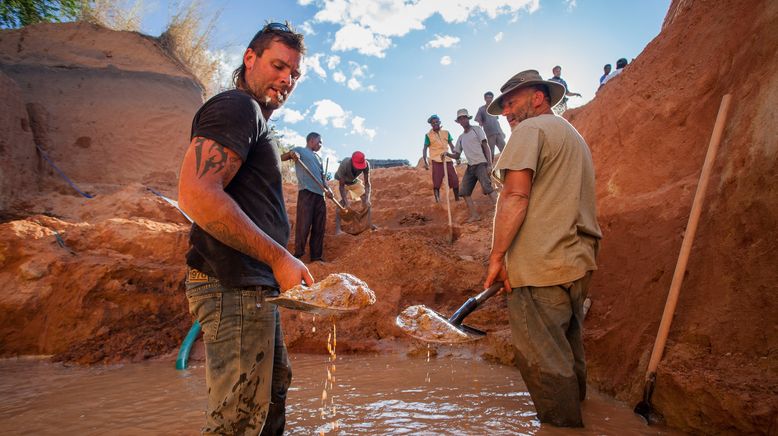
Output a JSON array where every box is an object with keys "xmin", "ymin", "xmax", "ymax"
[{"xmin": 178, "ymin": 22, "xmax": 308, "ymax": 435}]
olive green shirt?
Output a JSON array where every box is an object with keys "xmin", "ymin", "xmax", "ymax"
[{"xmin": 493, "ymin": 114, "xmax": 602, "ymax": 288}]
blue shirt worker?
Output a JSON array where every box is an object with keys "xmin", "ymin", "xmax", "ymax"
[{"xmin": 281, "ymin": 132, "xmax": 334, "ymax": 262}]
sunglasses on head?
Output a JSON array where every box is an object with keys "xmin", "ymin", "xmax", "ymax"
[{"xmin": 264, "ymin": 22, "xmax": 291, "ymax": 33}]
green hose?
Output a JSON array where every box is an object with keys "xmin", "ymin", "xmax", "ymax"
[{"xmin": 175, "ymin": 320, "xmax": 201, "ymax": 370}]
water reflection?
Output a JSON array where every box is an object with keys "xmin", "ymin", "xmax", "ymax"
[{"xmin": 0, "ymin": 354, "xmax": 679, "ymax": 435}]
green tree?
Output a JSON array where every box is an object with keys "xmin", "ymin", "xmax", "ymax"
[{"xmin": 0, "ymin": 0, "xmax": 82, "ymax": 28}]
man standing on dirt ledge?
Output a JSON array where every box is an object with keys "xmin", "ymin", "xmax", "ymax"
[
  {"xmin": 483, "ymin": 69, "xmax": 602, "ymax": 427},
  {"xmin": 177, "ymin": 22, "xmax": 310, "ymax": 435},
  {"xmin": 422, "ymin": 114, "xmax": 460, "ymax": 203},
  {"xmin": 280, "ymin": 132, "xmax": 333, "ymax": 262}
]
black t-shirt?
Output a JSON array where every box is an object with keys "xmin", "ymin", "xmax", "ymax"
[{"xmin": 186, "ymin": 89, "xmax": 289, "ymax": 288}]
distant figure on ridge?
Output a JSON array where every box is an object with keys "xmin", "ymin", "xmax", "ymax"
[
  {"xmin": 422, "ymin": 114, "xmax": 459, "ymax": 203},
  {"xmin": 599, "ymin": 63, "xmax": 612, "ymax": 87},
  {"xmin": 484, "ymin": 69, "xmax": 602, "ymax": 427},
  {"xmin": 445, "ymin": 108, "xmax": 497, "ymax": 223},
  {"xmin": 281, "ymin": 131, "xmax": 334, "ymax": 262},
  {"xmin": 334, "ymin": 151, "xmax": 373, "ymax": 234},
  {"xmin": 475, "ymin": 91, "xmax": 506, "ymax": 159},
  {"xmin": 548, "ymin": 65, "xmax": 582, "ymax": 115},
  {"xmin": 601, "ymin": 58, "xmax": 628, "ymax": 85}
]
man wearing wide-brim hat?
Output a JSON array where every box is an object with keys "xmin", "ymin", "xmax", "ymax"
[
  {"xmin": 483, "ymin": 69, "xmax": 603, "ymax": 427},
  {"xmin": 444, "ymin": 108, "xmax": 497, "ymax": 223}
]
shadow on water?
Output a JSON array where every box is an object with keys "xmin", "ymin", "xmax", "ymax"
[{"xmin": 0, "ymin": 354, "xmax": 681, "ymax": 435}]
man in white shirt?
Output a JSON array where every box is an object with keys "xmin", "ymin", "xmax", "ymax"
[{"xmin": 445, "ymin": 108, "xmax": 496, "ymax": 222}]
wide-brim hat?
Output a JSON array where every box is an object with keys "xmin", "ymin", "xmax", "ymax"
[
  {"xmin": 487, "ymin": 69, "xmax": 566, "ymax": 116},
  {"xmin": 455, "ymin": 108, "xmax": 472, "ymax": 120}
]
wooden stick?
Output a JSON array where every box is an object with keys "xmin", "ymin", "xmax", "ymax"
[
  {"xmin": 645, "ymin": 94, "xmax": 732, "ymax": 377},
  {"xmin": 441, "ymin": 155, "xmax": 454, "ymax": 243}
]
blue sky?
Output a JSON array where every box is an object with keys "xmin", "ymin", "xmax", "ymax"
[{"xmin": 139, "ymin": 0, "xmax": 670, "ymax": 165}]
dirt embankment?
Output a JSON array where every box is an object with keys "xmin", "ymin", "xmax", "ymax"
[
  {"xmin": 0, "ymin": 22, "xmax": 202, "ymax": 212},
  {"xmin": 564, "ymin": 0, "xmax": 777, "ymax": 432},
  {"xmin": 1, "ymin": 5, "xmax": 777, "ymax": 434}
]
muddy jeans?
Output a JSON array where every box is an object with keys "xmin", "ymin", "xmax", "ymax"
[
  {"xmin": 507, "ymin": 271, "xmax": 592, "ymax": 427},
  {"xmin": 185, "ymin": 269, "xmax": 292, "ymax": 435}
]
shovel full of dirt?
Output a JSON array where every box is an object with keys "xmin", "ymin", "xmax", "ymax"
[
  {"xmin": 395, "ymin": 283, "xmax": 502, "ymax": 344},
  {"xmin": 268, "ymin": 273, "xmax": 376, "ymax": 317}
]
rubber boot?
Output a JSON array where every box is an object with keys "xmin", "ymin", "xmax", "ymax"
[
  {"xmin": 433, "ymin": 189, "xmax": 440, "ymax": 203},
  {"xmin": 453, "ymin": 187, "xmax": 460, "ymax": 201}
]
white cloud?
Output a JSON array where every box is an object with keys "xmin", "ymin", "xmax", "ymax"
[
  {"xmin": 351, "ymin": 116, "xmax": 376, "ymax": 140},
  {"xmin": 347, "ymin": 77, "xmax": 362, "ymax": 90},
  {"xmin": 333, "ymin": 71, "xmax": 346, "ymax": 83},
  {"xmin": 302, "ymin": 53, "xmax": 327, "ymax": 80},
  {"xmin": 440, "ymin": 55, "xmax": 452, "ymax": 66},
  {"xmin": 494, "ymin": 31, "xmax": 504, "ymax": 42},
  {"xmin": 274, "ymin": 107, "xmax": 307, "ymax": 124},
  {"xmin": 423, "ymin": 34, "xmax": 460, "ymax": 49},
  {"xmin": 564, "ymin": 0, "xmax": 576, "ymax": 11},
  {"xmin": 318, "ymin": 146, "xmax": 340, "ymax": 169},
  {"xmin": 308, "ymin": 99, "xmax": 377, "ymax": 140},
  {"xmin": 312, "ymin": 99, "xmax": 348, "ymax": 128},
  {"xmin": 349, "ymin": 61, "xmax": 366, "ymax": 77},
  {"xmin": 276, "ymin": 127, "xmax": 307, "ymax": 148},
  {"xmin": 326, "ymin": 55, "xmax": 341, "ymax": 69},
  {"xmin": 312, "ymin": 0, "xmax": 539, "ymax": 57},
  {"xmin": 299, "ymin": 20, "xmax": 316, "ymax": 35},
  {"xmin": 331, "ymin": 23, "xmax": 392, "ymax": 58}
]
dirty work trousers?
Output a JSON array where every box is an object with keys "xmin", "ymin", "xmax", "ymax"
[
  {"xmin": 186, "ymin": 269, "xmax": 292, "ymax": 435},
  {"xmin": 294, "ymin": 189, "xmax": 326, "ymax": 261},
  {"xmin": 431, "ymin": 160, "xmax": 459, "ymax": 190},
  {"xmin": 507, "ymin": 271, "xmax": 592, "ymax": 427}
]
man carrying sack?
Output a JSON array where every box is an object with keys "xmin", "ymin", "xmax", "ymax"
[{"xmin": 334, "ymin": 151, "xmax": 373, "ymax": 234}]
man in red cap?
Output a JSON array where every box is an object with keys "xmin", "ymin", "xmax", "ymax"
[{"xmin": 334, "ymin": 151, "xmax": 372, "ymax": 233}]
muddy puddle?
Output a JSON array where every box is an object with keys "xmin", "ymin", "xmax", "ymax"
[{"xmin": 0, "ymin": 354, "xmax": 681, "ymax": 435}]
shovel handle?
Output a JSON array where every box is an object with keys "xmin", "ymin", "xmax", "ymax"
[
  {"xmin": 448, "ymin": 283, "xmax": 503, "ymax": 325},
  {"xmin": 295, "ymin": 158, "xmax": 347, "ymax": 211}
]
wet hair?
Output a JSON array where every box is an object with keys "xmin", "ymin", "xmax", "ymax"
[
  {"xmin": 306, "ymin": 132, "xmax": 321, "ymax": 143},
  {"xmin": 484, "ymin": 91, "xmax": 494, "ymax": 97},
  {"xmin": 232, "ymin": 21, "xmax": 306, "ymax": 90},
  {"xmin": 616, "ymin": 58, "xmax": 628, "ymax": 69}
]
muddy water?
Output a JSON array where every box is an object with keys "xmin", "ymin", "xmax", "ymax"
[{"xmin": 0, "ymin": 354, "xmax": 680, "ymax": 435}]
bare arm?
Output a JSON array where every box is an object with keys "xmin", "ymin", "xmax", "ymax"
[
  {"xmin": 422, "ymin": 142, "xmax": 430, "ymax": 169},
  {"xmin": 338, "ymin": 179, "xmax": 348, "ymax": 206},
  {"xmin": 474, "ymin": 108, "xmax": 485, "ymax": 126},
  {"xmin": 178, "ymin": 136, "xmax": 313, "ymax": 290},
  {"xmin": 484, "ymin": 168, "xmax": 533, "ymax": 291},
  {"xmin": 280, "ymin": 150, "xmax": 299, "ymax": 161},
  {"xmin": 481, "ymin": 139, "xmax": 492, "ymax": 165},
  {"xmin": 363, "ymin": 168, "xmax": 371, "ymax": 200}
]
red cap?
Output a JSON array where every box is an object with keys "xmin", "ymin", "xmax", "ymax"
[{"xmin": 351, "ymin": 151, "xmax": 367, "ymax": 170}]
